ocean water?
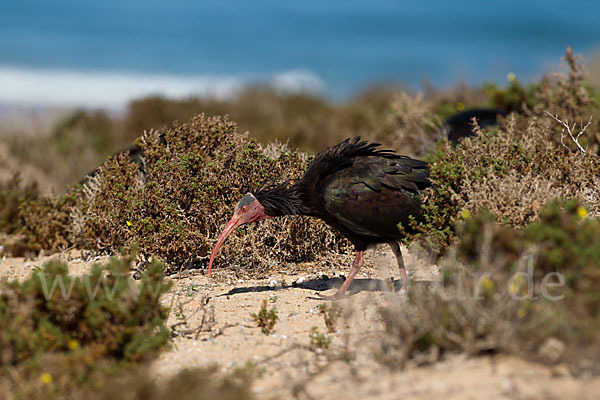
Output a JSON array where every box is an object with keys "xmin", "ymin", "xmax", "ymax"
[{"xmin": 0, "ymin": 0, "xmax": 599, "ymax": 108}]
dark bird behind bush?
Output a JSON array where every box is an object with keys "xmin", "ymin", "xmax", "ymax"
[{"xmin": 446, "ymin": 108, "xmax": 507, "ymax": 144}]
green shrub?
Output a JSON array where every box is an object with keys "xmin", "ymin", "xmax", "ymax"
[
  {"xmin": 0, "ymin": 254, "xmax": 256, "ymax": 399},
  {"xmin": 0, "ymin": 175, "xmax": 39, "ymax": 235},
  {"xmin": 13, "ymin": 187, "xmax": 82, "ymax": 255},
  {"xmin": 0, "ymin": 255, "xmax": 171, "ymax": 366},
  {"xmin": 483, "ymin": 78, "xmax": 538, "ymax": 113},
  {"xmin": 72, "ymin": 114, "xmax": 351, "ymax": 274}
]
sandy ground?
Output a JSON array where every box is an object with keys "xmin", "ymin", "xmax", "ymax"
[{"xmin": 1, "ymin": 246, "xmax": 599, "ymax": 399}]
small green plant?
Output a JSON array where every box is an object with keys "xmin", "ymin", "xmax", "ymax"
[
  {"xmin": 309, "ymin": 326, "xmax": 332, "ymax": 349},
  {"xmin": 251, "ymin": 299, "xmax": 279, "ymax": 334},
  {"xmin": 317, "ymin": 303, "xmax": 342, "ymax": 333},
  {"xmin": 483, "ymin": 77, "xmax": 538, "ymax": 113}
]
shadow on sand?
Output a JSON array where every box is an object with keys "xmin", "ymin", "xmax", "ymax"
[{"xmin": 216, "ymin": 276, "xmax": 424, "ymax": 298}]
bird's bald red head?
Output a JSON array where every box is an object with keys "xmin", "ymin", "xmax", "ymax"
[{"xmin": 207, "ymin": 193, "xmax": 271, "ymax": 277}]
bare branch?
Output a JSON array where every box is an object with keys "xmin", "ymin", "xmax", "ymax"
[
  {"xmin": 170, "ymin": 295, "xmax": 218, "ymax": 339},
  {"xmin": 576, "ymin": 116, "xmax": 593, "ymax": 142},
  {"xmin": 543, "ymin": 110, "xmax": 592, "ymax": 154}
]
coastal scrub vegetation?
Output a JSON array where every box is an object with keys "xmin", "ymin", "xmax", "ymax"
[
  {"xmin": 2, "ymin": 115, "xmax": 352, "ymax": 275},
  {"xmin": 2, "ymin": 49, "xmax": 598, "ymax": 273},
  {"xmin": 373, "ymin": 50, "xmax": 599, "ymax": 374},
  {"xmin": 0, "ymin": 254, "xmax": 255, "ymax": 399},
  {"xmin": 400, "ymin": 48, "xmax": 600, "ymax": 251},
  {"xmin": 0, "ymin": 48, "xmax": 599, "ymax": 386},
  {"xmin": 379, "ymin": 200, "xmax": 600, "ymax": 373}
]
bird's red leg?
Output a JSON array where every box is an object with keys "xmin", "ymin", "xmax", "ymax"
[
  {"xmin": 317, "ymin": 251, "xmax": 364, "ymax": 300},
  {"xmin": 389, "ymin": 241, "xmax": 409, "ymax": 284}
]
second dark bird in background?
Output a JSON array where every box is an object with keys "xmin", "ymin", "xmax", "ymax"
[{"xmin": 445, "ymin": 108, "xmax": 507, "ymax": 144}]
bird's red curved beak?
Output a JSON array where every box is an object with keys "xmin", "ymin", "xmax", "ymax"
[{"xmin": 207, "ymin": 213, "xmax": 243, "ymax": 277}]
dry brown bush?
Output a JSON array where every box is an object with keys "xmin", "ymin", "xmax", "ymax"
[
  {"xmin": 3, "ymin": 187, "xmax": 80, "ymax": 255},
  {"xmin": 378, "ymin": 201, "xmax": 600, "ymax": 372},
  {"xmin": 534, "ymin": 47, "xmax": 600, "ymax": 153},
  {"xmin": 404, "ymin": 49, "xmax": 600, "ymax": 251},
  {"xmin": 0, "ymin": 175, "xmax": 39, "ymax": 235},
  {"xmin": 458, "ymin": 113, "xmax": 600, "ymax": 226},
  {"xmin": 369, "ymin": 91, "xmax": 443, "ymax": 158}
]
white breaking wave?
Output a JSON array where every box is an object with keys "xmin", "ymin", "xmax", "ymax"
[{"xmin": 0, "ymin": 66, "xmax": 325, "ymax": 109}]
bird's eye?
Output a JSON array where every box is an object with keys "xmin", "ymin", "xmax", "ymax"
[{"xmin": 241, "ymin": 206, "xmax": 247, "ymax": 213}]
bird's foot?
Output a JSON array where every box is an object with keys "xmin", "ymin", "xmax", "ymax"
[
  {"xmin": 309, "ymin": 253, "xmax": 361, "ymax": 300},
  {"xmin": 399, "ymin": 267, "xmax": 410, "ymax": 285},
  {"xmin": 309, "ymin": 291, "xmax": 345, "ymax": 301}
]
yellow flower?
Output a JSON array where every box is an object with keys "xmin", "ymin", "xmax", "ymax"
[
  {"xmin": 480, "ymin": 276, "xmax": 494, "ymax": 290},
  {"xmin": 577, "ymin": 206, "xmax": 588, "ymax": 219},
  {"xmin": 40, "ymin": 373, "xmax": 52, "ymax": 385},
  {"xmin": 126, "ymin": 220, "xmax": 132, "ymax": 226},
  {"xmin": 456, "ymin": 102, "xmax": 465, "ymax": 111},
  {"xmin": 509, "ymin": 275, "xmax": 525, "ymax": 294},
  {"xmin": 507, "ymin": 72, "xmax": 516, "ymax": 82},
  {"xmin": 68, "ymin": 339, "xmax": 79, "ymax": 350},
  {"xmin": 460, "ymin": 209, "xmax": 471, "ymax": 219}
]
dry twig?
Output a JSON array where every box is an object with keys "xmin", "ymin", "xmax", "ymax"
[
  {"xmin": 170, "ymin": 296, "xmax": 217, "ymax": 339},
  {"xmin": 543, "ymin": 110, "xmax": 592, "ymax": 154}
]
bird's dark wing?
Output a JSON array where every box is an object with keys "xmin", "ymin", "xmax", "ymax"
[
  {"xmin": 350, "ymin": 155, "xmax": 430, "ymax": 192},
  {"xmin": 299, "ymin": 137, "xmax": 401, "ymax": 188},
  {"xmin": 320, "ymin": 156, "xmax": 429, "ymax": 240}
]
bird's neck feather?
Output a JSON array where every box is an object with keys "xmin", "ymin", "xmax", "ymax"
[{"xmin": 255, "ymin": 183, "xmax": 310, "ymax": 217}]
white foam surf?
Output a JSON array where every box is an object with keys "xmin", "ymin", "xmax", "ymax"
[{"xmin": 0, "ymin": 66, "xmax": 325, "ymax": 109}]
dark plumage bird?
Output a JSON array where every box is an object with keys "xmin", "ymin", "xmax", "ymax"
[
  {"xmin": 445, "ymin": 108, "xmax": 507, "ymax": 144},
  {"xmin": 208, "ymin": 137, "xmax": 430, "ymax": 299}
]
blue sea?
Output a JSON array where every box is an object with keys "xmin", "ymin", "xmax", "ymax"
[{"xmin": 1, "ymin": 0, "xmax": 599, "ymax": 108}]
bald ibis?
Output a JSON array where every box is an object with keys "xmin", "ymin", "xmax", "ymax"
[
  {"xmin": 208, "ymin": 137, "xmax": 430, "ymax": 299},
  {"xmin": 445, "ymin": 108, "xmax": 507, "ymax": 144}
]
